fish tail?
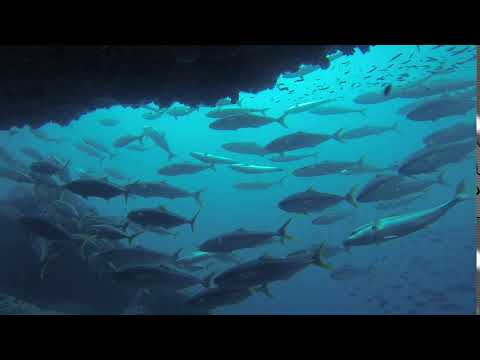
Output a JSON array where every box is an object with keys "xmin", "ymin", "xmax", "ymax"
[
  {"xmin": 437, "ymin": 171, "xmax": 448, "ymax": 186},
  {"xmin": 80, "ymin": 234, "xmax": 97, "ymax": 260},
  {"xmin": 345, "ymin": 185, "xmax": 359, "ymax": 208},
  {"xmin": 357, "ymin": 154, "xmax": 367, "ymax": 170},
  {"xmin": 276, "ymin": 114, "xmax": 288, "ymax": 128},
  {"xmin": 62, "ymin": 160, "xmax": 71, "ymax": 171},
  {"xmin": 138, "ymin": 134, "xmax": 145, "ymax": 144},
  {"xmin": 190, "ymin": 209, "xmax": 201, "ymax": 232},
  {"xmin": 167, "ymin": 152, "xmax": 176, "ymax": 161},
  {"xmin": 277, "ymin": 175, "xmax": 288, "ymax": 186},
  {"xmin": 173, "ymin": 248, "xmax": 183, "ymax": 263},
  {"xmin": 255, "ymin": 283, "xmax": 274, "ymax": 299},
  {"xmin": 128, "ymin": 231, "xmax": 144, "ymax": 246},
  {"xmin": 453, "ymin": 179, "xmax": 470, "ymax": 202},
  {"xmin": 209, "ymin": 163, "xmax": 216, "ymax": 172},
  {"xmin": 202, "ymin": 272, "xmax": 216, "ymax": 288},
  {"xmin": 359, "ymin": 109, "xmax": 367, "ymax": 117},
  {"xmin": 312, "ymin": 242, "xmax": 333, "ymax": 270},
  {"xmin": 107, "ymin": 261, "xmax": 119, "ymax": 272},
  {"xmin": 332, "ymin": 128, "xmax": 346, "ymax": 143},
  {"xmin": 193, "ymin": 188, "xmax": 207, "ymax": 207},
  {"xmin": 277, "ymin": 218, "xmax": 294, "ymax": 245}
]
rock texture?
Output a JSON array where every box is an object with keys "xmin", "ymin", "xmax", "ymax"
[{"xmin": 0, "ymin": 45, "xmax": 370, "ymax": 130}]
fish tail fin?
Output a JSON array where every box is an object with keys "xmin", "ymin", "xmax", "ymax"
[
  {"xmin": 128, "ymin": 231, "xmax": 144, "ymax": 246},
  {"xmin": 453, "ymin": 179, "xmax": 470, "ymax": 202},
  {"xmin": 209, "ymin": 163, "xmax": 216, "ymax": 172},
  {"xmin": 138, "ymin": 134, "xmax": 145, "ymax": 144},
  {"xmin": 40, "ymin": 253, "xmax": 60, "ymax": 280},
  {"xmin": 437, "ymin": 172, "xmax": 448, "ymax": 186},
  {"xmin": 357, "ymin": 154, "xmax": 367, "ymax": 170},
  {"xmin": 345, "ymin": 185, "xmax": 359, "ymax": 208},
  {"xmin": 107, "ymin": 261, "xmax": 119, "ymax": 273},
  {"xmin": 80, "ymin": 235, "xmax": 97, "ymax": 260},
  {"xmin": 359, "ymin": 109, "xmax": 367, "ymax": 117},
  {"xmin": 391, "ymin": 122, "xmax": 401, "ymax": 134},
  {"xmin": 193, "ymin": 188, "xmax": 207, "ymax": 207},
  {"xmin": 168, "ymin": 152, "xmax": 176, "ymax": 161},
  {"xmin": 255, "ymin": 283, "xmax": 274, "ymax": 299},
  {"xmin": 312, "ymin": 242, "xmax": 333, "ymax": 270},
  {"xmin": 333, "ymin": 128, "xmax": 346, "ymax": 143},
  {"xmin": 276, "ymin": 114, "xmax": 288, "ymax": 128},
  {"xmin": 62, "ymin": 160, "xmax": 71, "ymax": 171},
  {"xmin": 173, "ymin": 248, "xmax": 183, "ymax": 263},
  {"xmin": 277, "ymin": 218, "xmax": 294, "ymax": 245},
  {"xmin": 277, "ymin": 175, "xmax": 288, "ymax": 186},
  {"xmin": 190, "ymin": 209, "xmax": 201, "ymax": 232},
  {"xmin": 202, "ymin": 272, "xmax": 216, "ymax": 288}
]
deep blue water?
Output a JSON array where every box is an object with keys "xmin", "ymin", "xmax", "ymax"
[{"xmin": 0, "ymin": 45, "xmax": 477, "ymax": 314}]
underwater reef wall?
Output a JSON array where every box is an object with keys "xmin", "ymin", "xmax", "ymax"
[{"xmin": 0, "ymin": 45, "xmax": 370, "ymax": 130}]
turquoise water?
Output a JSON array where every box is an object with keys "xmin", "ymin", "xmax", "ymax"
[{"xmin": 0, "ymin": 45, "xmax": 477, "ymax": 314}]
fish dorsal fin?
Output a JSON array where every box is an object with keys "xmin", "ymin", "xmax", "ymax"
[
  {"xmin": 236, "ymin": 227, "xmax": 248, "ymax": 233},
  {"xmin": 307, "ymin": 185, "xmax": 316, "ymax": 192}
]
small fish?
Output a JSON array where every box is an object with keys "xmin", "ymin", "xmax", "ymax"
[
  {"xmin": 113, "ymin": 133, "xmax": 144, "ymax": 148},
  {"xmin": 389, "ymin": 53, "xmax": 402, "ymax": 62}
]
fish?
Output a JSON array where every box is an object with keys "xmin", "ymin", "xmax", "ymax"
[
  {"xmin": 126, "ymin": 180, "xmax": 205, "ymax": 206},
  {"xmin": 229, "ymin": 163, "xmax": 283, "ymax": 174},
  {"xmin": 357, "ymin": 172, "xmax": 447, "ymax": 203},
  {"xmin": 292, "ymin": 156, "xmax": 366, "ymax": 177},
  {"xmin": 278, "ymin": 185, "xmax": 358, "ymax": 214},
  {"xmin": 209, "ymin": 113, "xmax": 286, "ymax": 130},
  {"xmin": 406, "ymin": 93, "xmax": 475, "ymax": 121},
  {"xmin": 221, "ymin": 142, "xmax": 268, "ymax": 156},
  {"xmin": 50, "ymin": 199, "xmax": 81, "ymax": 219},
  {"xmin": 98, "ymin": 118, "xmax": 120, "ymax": 127},
  {"xmin": 398, "ymin": 79, "xmax": 475, "ymax": 99},
  {"xmin": 0, "ymin": 147, "xmax": 18, "ymax": 166},
  {"xmin": 82, "ymin": 137, "xmax": 116, "ymax": 159},
  {"xmin": 384, "ymin": 84, "xmax": 393, "ymax": 96},
  {"xmin": 398, "ymin": 139, "xmax": 474, "ymax": 175},
  {"xmin": 157, "ymin": 162, "xmax": 215, "ymax": 176},
  {"xmin": 234, "ymin": 176, "xmax": 287, "ymax": 190},
  {"xmin": 62, "ymin": 178, "xmax": 131, "ymax": 204},
  {"xmin": 215, "ymin": 97, "xmax": 232, "ymax": 107},
  {"xmin": 86, "ymin": 224, "xmax": 144, "ymax": 246},
  {"xmin": 0, "ymin": 166, "xmax": 35, "ymax": 184},
  {"xmin": 205, "ymin": 106, "xmax": 268, "ymax": 119},
  {"xmin": 20, "ymin": 147, "xmax": 44, "ymax": 161},
  {"xmin": 127, "ymin": 205, "xmax": 201, "ymax": 232},
  {"xmin": 104, "ymin": 168, "xmax": 134, "ymax": 182},
  {"xmin": 30, "ymin": 159, "xmax": 70, "ymax": 176},
  {"xmin": 198, "ymin": 218, "xmax": 293, "ymax": 253},
  {"xmin": 142, "ymin": 110, "xmax": 166, "ymax": 120},
  {"xmin": 30, "ymin": 128, "xmax": 66, "ymax": 143},
  {"xmin": 190, "ymin": 152, "xmax": 237, "ymax": 165},
  {"xmin": 312, "ymin": 209, "xmax": 354, "ymax": 225},
  {"xmin": 282, "ymin": 64, "xmax": 321, "ymax": 79},
  {"xmin": 185, "ymin": 287, "xmax": 253, "ymax": 310},
  {"xmin": 110, "ymin": 264, "xmax": 210, "ymax": 290},
  {"xmin": 143, "ymin": 126, "xmax": 175, "ymax": 160},
  {"xmin": 264, "ymin": 129, "xmax": 345, "ymax": 154},
  {"xmin": 309, "ymin": 106, "xmax": 366, "ymax": 116},
  {"xmin": 389, "ymin": 53, "xmax": 403, "ymax": 62},
  {"xmin": 74, "ymin": 142, "xmax": 108, "ymax": 162},
  {"xmin": 329, "ymin": 264, "xmax": 375, "ymax": 281},
  {"xmin": 268, "ymin": 152, "xmax": 318, "ymax": 163},
  {"xmin": 176, "ymin": 251, "xmax": 241, "ymax": 271},
  {"xmin": 343, "ymin": 180, "xmax": 470, "ymax": 249},
  {"xmin": 125, "ymin": 143, "xmax": 153, "ymax": 152},
  {"xmin": 113, "ymin": 133, "xmax": 145, "ymax": 148},
  {"xmin": 211, "ymin": 244, "xmax": 331, "ymax": 292},
  {"xmin": 88, "ymin": 247, "xmax": 182, "ymax": 272},
  {"xmin": 166, "ymin": 104, "xmax": 196, "ymax": 119},
  {"xmin": 342, "ymin": 123, "xmax": 399, "ymax": 140},
  {"xmin": 278, "ymin": 98, "xmax": 340, "ymax": 122}
]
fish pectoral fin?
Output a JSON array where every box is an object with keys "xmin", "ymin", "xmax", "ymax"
[{"xmin": 384, "ymin": 235, "xmax": 398, "ymax": 240}]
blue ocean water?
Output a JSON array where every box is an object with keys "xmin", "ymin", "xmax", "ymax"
[{"xmin": 0, "ymin": 45, "xmax": 477, "ymax": 314}]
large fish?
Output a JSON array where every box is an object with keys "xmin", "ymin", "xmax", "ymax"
[
  {"xmin": 398, "ymin": 139, "xmax": 474, "ymax": 175},
  {"xmin": 397, "ymin": 79, "xmax": 475, "ymax": 99},
  {"xmin": 62, "ymin": 178, "xmax": 131, "ymax": 204},
  {"xmin": 166, "ymin": 104, "xmax": 196, "ymax": 119},
  {"xmin": 190, "ymin": 152, "xmax": 237, "ymax": 165},
  {"xmin": 0, "ymin": 166, "xmax": 34, "ymax": 184},
  {"xmin": 221, "ymin": 142, "xmax": 268, "ymax": 156},
  {"xmin": 127, "ymin": 205, "xmax": 200, "ymax": 232},
  {"xmin": 210, "ymin": 245, "xmax": 331, "ymax": 292},
  {"xmin": 406, "ymin": 93, "xmax": 476, "ymax": 121},
  {"xmin": 209, "ymin": 113, "xmax": 286, "ymax": 130},
  {"xmin": 309, "ymin": 106, "xmax": 366, "ymax": 116},
  {"xmin": 293, "ymin": 156, "xmax": 366, "ymax": 177},
  {"xmin": 375, "ymin": 193, "xmax": 424, "ymax": 211},
  {"xmin": 113, "ymin": 133, "xmax": 145, "ymax": 148},
  {"xmin": 312, "ymin": 209, "xmax": 354, "ymax": 225},
  {"xmin": 30, "ymin": 159, "xmax": 70, "ymax": 176},
  {"xmin": 86, "ymin": 224, "xmax": 144, "ymax": 246},
  {"xmin": 264, "ymin": 129, "xmax": 345, "ymax": 154},
  {"xmin": 229, "ymin": 163, "xmax": 284, "ymax": 174},
  {"xmin": 82, "ymin": 137, "xmax": 116, "ymax": 159},
  {"xmin": 423, "ymin": 122, "xmax": 474, "ymax": 146},
  {"xmin": 157, "ymin": 162, "xmax": 215, "ymax": 176},
  {"xmin": 104, "ymin": 168, "xmax": 133, "ymax": 182},
  {"xmin": 343, "ymin": 180, "xmax": 470, "ymax": 249},
  {"xmin": 268, "ymin": 152, "xmax": 318, "ymax": 163},
  {"xmin": 357, "ymin": 172, "xmax": 447, "ymax": 203},
  {"xmin": 185, "ymin": 287, "xmax": 253, "ymax": 310},
  {"xmin": 143, "ymin": 127, "xmax": 174, "ymax": 161},
  {"xmin": 20, "ymin": 147, "xmax": 44, "ymax": 161},
  {"xmin": 343, "ymin": 123, "xmax": 399, "ymax": 140},
  {"xmin": 98, "ymin": 118, "xmax": 120, "ymax": 127},
  {"xmin": 126, "ymin": 180, "xmax": 205, "ymax": 206},
  {"xmin": 176, "ymin": 251, "xmax": 240, "ymax": 271},
  {"xmin": 278, "ymin": 98, "xmax": 339, "ymax": 122},
  {"xmin": 278, "ymin": 185, "xmax": 358, "ymax": 214},
  {"xmin": 234, "ymin": 176, "xmax": 286, "ymax": 191},
  {"xmin": 198, "ymin": 218, "xmax": 293, "ymax": 253},
  {"xmin": 205, "ymin": 106, "xmax": 268, "ymax": 119},
  {"xmin": 74, "ymin": 142, "xmax": 108, "ymax": 162},
  {"xmin": 30, "ymin": 128, "xmax": 66, "ymax": 143}
]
